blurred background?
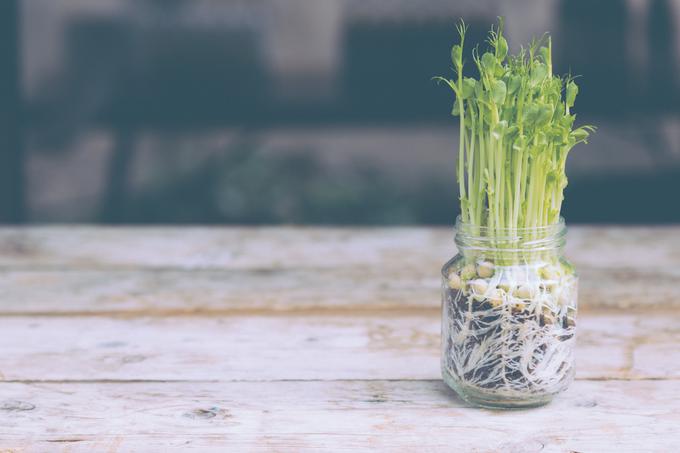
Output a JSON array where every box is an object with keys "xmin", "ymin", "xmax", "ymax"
[{"xmin": 1, "ymin": 0, "xmax": 679, "ymax": 225}]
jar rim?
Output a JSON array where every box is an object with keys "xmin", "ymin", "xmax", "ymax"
[
  {"xmin": 454, "ymin": 216, "xmax": 566, "ymax": 235},
  {"xmin": 454, "ymin": 216, "xmax": 567, "ymax": 252}
]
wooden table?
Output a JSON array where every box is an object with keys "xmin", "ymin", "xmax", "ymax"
[{"xmin": 0, "ymin": 226, "xmax": 678, "ymax": 451}]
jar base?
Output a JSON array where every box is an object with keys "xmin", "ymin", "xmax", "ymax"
[{"xmin": 442, "ymin": 367, "xmax": 554, "ymax": 410}]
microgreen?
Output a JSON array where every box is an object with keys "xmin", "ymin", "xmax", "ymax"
[{"xmin": 436, "ymin": 19, "xmax": 595, "ymax": 232}]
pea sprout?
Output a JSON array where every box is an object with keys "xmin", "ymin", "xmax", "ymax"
[
  {"xmin": 435, "ymin": 19, "xmax": 595, "ymax": 232},
  {"xmin": 439, "ymin": 19, "xmax": 588, "ymax": 406}
]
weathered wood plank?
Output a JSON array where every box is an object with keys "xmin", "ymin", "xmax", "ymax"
[
  {"xmin": 0, "ymin": 226, "xmax": 675, "ymax": 312},
  {"xmin": 0, "ymin": 227, "xmax": 674, "ymax": 449},
  {"xmin": 0, "ymin": 226, "xmax": 676, "ymax": 271},
  {"xmin": 0, "ymin": 380, "xmax": 677, "ymax": 452},
  {"xmin": 0, "ymin": 263, "xmax": 675, "ymax": 316},
  {"xmin": 0, "ymin": 268, "xmax": 437, "ymax": 315},
  {"xmin": 0, "ymin": 227, "xmax": 445, "ymax": 270},
  {"xmin": 0, "ymin": 312, "xmax": 678, "ymax": 382}
]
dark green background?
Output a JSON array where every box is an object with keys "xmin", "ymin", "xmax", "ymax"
[{"xmin": 2, "ymin": 0, "xmax": 678, "ymax": 224}]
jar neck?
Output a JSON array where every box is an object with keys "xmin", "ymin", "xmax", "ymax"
[{"xmin": 454, "ymin": 217, "xmax": 566, "ymax": 263}]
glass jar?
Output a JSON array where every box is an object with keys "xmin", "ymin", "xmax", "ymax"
[{"xmin": 441, "ymin": 217, "xmax": 577, "ymax": 409}]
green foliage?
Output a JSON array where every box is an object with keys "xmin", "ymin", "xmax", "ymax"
[{"xmin": 437, "ymin": 19, "xmax": 595, "ymax": 230}]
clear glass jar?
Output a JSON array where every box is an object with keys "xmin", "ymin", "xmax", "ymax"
[{"xmin": 441, "ymin": 217, "xmax": 577, "ymax": 409}]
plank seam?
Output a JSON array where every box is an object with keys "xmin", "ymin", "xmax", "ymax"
[{"xmin": 0, "ymin": 377, "xmax": 676, "ymax": 384}]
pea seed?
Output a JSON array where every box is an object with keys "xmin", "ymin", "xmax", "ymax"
[
  {"xmin": 476, "ymin": 261, "xmax": 495, "ymax": 278},
  {"xmin": 488, "ymin": 288, "xmax": 505, "ymax": 307},
  {"xmin": 447, "ymin": 273, "xmax": 462, "ymax": 290},
  {"xmin": 514, "ymin": 285, "xmax": 534, "ymax": 300},
  {"xmin": 539, "ymin": 265, "xmax": 560, "ymax": 281},
  {"xmin": 541, "ymin": 306, "xmax": 555, "ymax": 325},
  {"xmin": 460, "ymin": 264, "xmax": 477, "ymax": 280}
]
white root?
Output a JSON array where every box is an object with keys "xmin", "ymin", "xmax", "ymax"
[{"xmin": 443, "ymin": 272, "xmax": 577, "ymax": 398}]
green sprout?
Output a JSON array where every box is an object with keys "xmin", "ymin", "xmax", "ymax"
[{"xmin": 435, "ymin": 19, "xmax": 595, "ymax": 232}]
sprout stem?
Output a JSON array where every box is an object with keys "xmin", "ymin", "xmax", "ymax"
[{"xmin": 437, "ymin": 19, "xmax": 595, "ymax": 262}]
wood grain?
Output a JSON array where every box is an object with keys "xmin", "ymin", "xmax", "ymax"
[
  {"xmin": 0, "ymin": 380, "xmax": 678, "ymax": 452},
  {"xmin": 0, "ymin": 311, "xmax": 678, "ymax": 382},
  {"xmin": 0, "ymin": 226, "xmax": 676, "ymax": 271},
  {"xmin": 0, "ymin": 227, "xmax": 675, "ymax": 315},
  {"xmin": 0, "ymin": 264, "xmax": 676, "ymax": 316}
]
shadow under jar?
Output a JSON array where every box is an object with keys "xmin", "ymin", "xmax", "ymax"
[{"xmin": 441, "ymin": 218, "xmax": 577, "ymax": 409}]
